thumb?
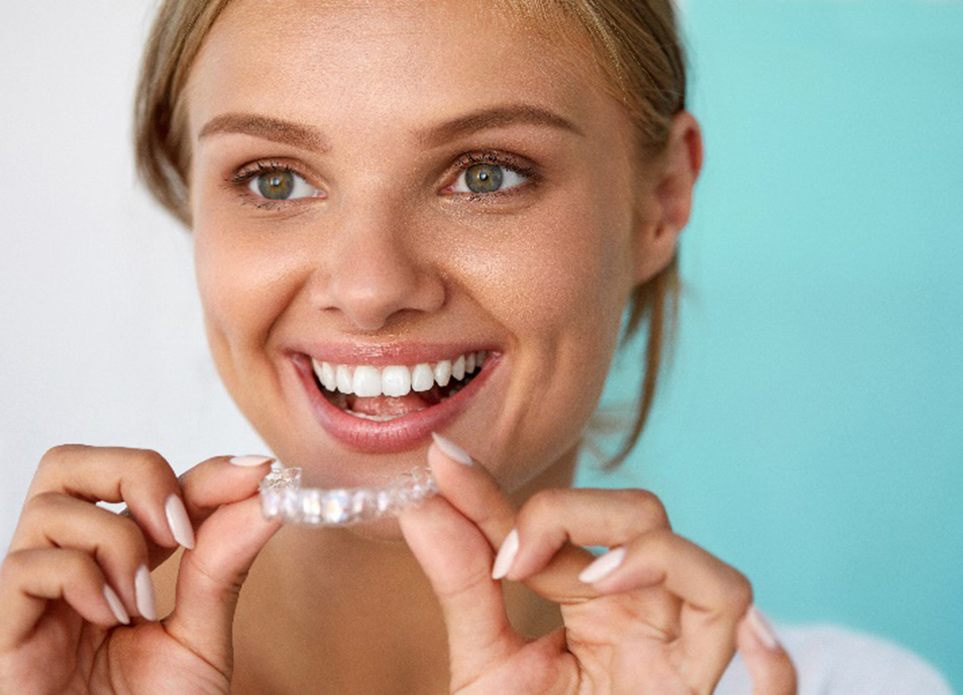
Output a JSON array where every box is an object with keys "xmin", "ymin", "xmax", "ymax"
[
  {"xmin": 399, "ymin": 493, "xmax": 524, "ymax": 690},
  {"xmin": 738, "ymin": 606, "xmax": 798, "ymax": 695},
  {"xmin": 164, "ymin": 456, "xmax": 281, "ymax": 673}
]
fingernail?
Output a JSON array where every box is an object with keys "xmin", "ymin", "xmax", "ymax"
[
  {"xmin": 103, "ymin": 584, "xmax": 130, "ymax": 625},
  {"xmin": 431, "ymin": 432, "xmax": 473, "ymax": 466},
  {"xmin": 164, "ymin": 494, "xmax": 195, "ymax": 550},
  {"xmin": 491, "ymin": 528, "xmax": 519, "ymax": 580},
  {"xmin": 747, "ymin": 605, "xmax": 780, "ymax": 650},
  {"xmin": 578, "ymin": 546, "xmax": 626, "ymax": 584},
  {"xmin": 229, "ymin": 454, "xmax": 274, "ymax": 467},
  {"xmin": 134, "ymin": 564, "xmax": 157, "ymax": 621}
]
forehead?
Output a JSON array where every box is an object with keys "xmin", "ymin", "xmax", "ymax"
[{"xmin": 185, "ymin": 0, "xmax": 620, "ymax": 146}]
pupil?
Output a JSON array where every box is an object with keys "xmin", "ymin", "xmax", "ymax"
[
  {"xmin": 466, "ymin": 164, "xmax": 502, "ymax": 193},
  {"xmin": 257, "ymin": 170, "xmax": 295, "ymax": 199}
]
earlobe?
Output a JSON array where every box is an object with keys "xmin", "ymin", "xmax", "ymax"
[{"xmin": 630, "ymin": 111, "xmax": 703, "ymax": 286}]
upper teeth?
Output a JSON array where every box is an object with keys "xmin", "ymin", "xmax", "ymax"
[{"xmin": 311, "ymin": 350, "xmax": 488, "ymax": 398}]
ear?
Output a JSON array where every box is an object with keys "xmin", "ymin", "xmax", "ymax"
[{"xmin": 631, "ymin": 111, "xmax": 704, "ymax": 285}]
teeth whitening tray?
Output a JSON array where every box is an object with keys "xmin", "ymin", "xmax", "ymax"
[{"xmin": 259, "ymin": 461, "xmax": 438, "ymax": 526}]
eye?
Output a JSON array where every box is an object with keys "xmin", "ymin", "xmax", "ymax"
[
  {"xmin": 450, "ymin": 157, "xmax": 531, "ymax": 196},
  {"xmin": 246, "ymin": 167, "xmax": 320, "ymax": 201}
]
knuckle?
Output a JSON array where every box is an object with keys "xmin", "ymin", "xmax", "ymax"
[
  {"xmin": 38, "ymin": 443, "xmax": 86, "ymax": 471},
  {"xmin": 644, "ymin": 526, "xmax": 675, "ymax": 550},
  {"xmin": 524, "ymin": 488, "xmax": 568, "ymax": 519},
  {"xmin": 131, "ymin": 448, "xmax": 168, "ymax": 472},
  {"xmin": 0, "ymin": 551, "xmax": 28, "ymax": 583},
  {"xmin": 58, "ymin": 548, "xmax": 101, "ymax": 582},
  {"xmin": 24, "ymin": 490, "xmax": 65, "ymax": 514},
  {"xmin": 619, "ymin": 488, "xmax": 670, "ymax": 526},
  {"xmin": 40, "ymin": 443, "xmax": 78, "ymax": 464},
  {"xmin": 19, "ymin": 491, "xmax": 68, "ymax": 531},
  {"xmin": 109, "ymin": 514, "xmax": 150, "ymax": 560},
  {"xmin": 128, "ymin": 448, "xmax": 174, "ymax": 484},
  {"xmin": 727, "ymin": 571, "xmax": 754, "ymax": 613},
  {"xmin": 1, "ymin": 548, "xmax": 98, "ymax": 586}
]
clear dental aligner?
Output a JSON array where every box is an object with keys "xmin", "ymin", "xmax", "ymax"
[{"xmin": 259, "ymin": 461, "xmax": 438, "ymax": 526}]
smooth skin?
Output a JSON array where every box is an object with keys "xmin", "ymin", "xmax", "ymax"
[{"xmin": 0, "ymin": 1, "xmax": 797, "ymax": 693}]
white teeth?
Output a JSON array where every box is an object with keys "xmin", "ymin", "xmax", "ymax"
[
  {"xmin": 411, "ymin": 363, "xmax": 434, "ymax": 392},
  {"xmin": 311, "ymin": 359, "xmax": 338, "ymax": 391},
  {"xmin": 321, "ymin": 361, "xmax": 337, "ymax": 390},
  {"xmin": 381, "ymin": 365, "xmax": 412, "ymax": 397},
  {"xmin": 451, "ymin": 354, "xmax": 466, "ymax": 381},
  {"xmin": 433, "ymin": 360, "xmax": 452, "ymax": 387},
  {"xmin": 313, "ymin": 350, "xmax": 491, "ymax": 399},
  {"xmin": 352, "ymin": 365, "xmax": 382, "ymax": 397},
  {"xmin": 336, "ymin": 364, "xmax": 353, "ymax": 394}
]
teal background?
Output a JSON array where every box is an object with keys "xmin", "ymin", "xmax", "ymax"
[{"xmin": 577, "ymin": 1, "xmax": 963, "ymax": 690}]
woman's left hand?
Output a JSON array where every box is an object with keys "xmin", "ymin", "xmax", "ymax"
[{"xmin": 399, "ymin": 436, "xmax": 797, "ymax": 695}]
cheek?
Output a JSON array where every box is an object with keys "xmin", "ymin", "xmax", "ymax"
[
  {"xmin": 192, "ymin": 206, "xmax": 302, "ymax": 361},
  {"xmin": 451, "ymin": 188, "xmax": 633, "ymax": 351}
]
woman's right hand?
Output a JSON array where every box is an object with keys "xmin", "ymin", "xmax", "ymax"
[{"xmin": 0, "ymin": 445, "xmax": 281, "ymax": 695}]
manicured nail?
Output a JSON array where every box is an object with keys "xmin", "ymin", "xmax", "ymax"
[
  {"xmin": 103, "ymin": 584, "xmax": 130, "ymax": 625},
  {"xmin": 431, "ymin": 432, "xmax": 473, "ymax": 466},
  {"xmin": 492, "ymin": 528, "xmax": 519, "ymax": 580},
  {"xmin": 578, "ymin": 546, "xmax": 626, "ymax": 584},
  {"xmin": 229, "ymin": 455, "xmax": 274, "ymax": 467},
  {"xmin": 747, "ymin": 605, "xmax": 780, "ymax": 650},
  {"xmin": 164, "ymin": 494, "xmax": 195, "ymax": 550},
  {"xmin": 134, "ymin": 564, "xmax": 157, "ymax": 621}
]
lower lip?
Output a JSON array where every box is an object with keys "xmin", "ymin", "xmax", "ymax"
[{"xmin": 292, "ymin": 353, "xmax": 500, "ymax": 454}]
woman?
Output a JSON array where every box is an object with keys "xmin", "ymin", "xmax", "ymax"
[{"xmin": 0, "ymin": 1, "xmax": 947, "ymax": 693}]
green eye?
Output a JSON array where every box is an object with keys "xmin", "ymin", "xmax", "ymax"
[
  {"xmin": 258, "ymin": 171, "xmax": 294, "ymax": 199},
  {"xmin": 464, "ymin": 163, "xmax": 504, "ymax": 193},
  {"xmin": 453, "ymin": 160, "xmax": 528, "ymax": 196},
  {"xmin": 247, "ymin": 168, "xmax": 319, "ymax": 201}
]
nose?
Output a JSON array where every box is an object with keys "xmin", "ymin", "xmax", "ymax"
[{"xmin": 308, "ymin": 208, "xmax": 446, "ymax": 332}]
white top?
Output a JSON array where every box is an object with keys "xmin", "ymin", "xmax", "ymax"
[{"xmin": 715, "ymin": 623, "xmax": 955, "ymax": 694}]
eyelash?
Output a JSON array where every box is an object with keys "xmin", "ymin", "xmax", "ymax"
[{"xmin": 227, "ymin": 150, "xmax": 540, "ymax": 209}]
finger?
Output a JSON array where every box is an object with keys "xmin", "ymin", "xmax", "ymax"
[
  {"xmin": 738, "ymin": 606, "xmax": 797, "ymax": 695},
  {"xmin": 164, "ymin": 456, "xmax": 280, "ymax": 671},
  {"xmin": 584, "ymin": 528, "xmax": 753, "ymax": 692},
  {"xmin": 399, "ymin": 493, "xmax": 522, "ymax": 690},
  {"xmin": 0, "ymin": 547, "xmax": 129, "ymax": 649},
  {"xmin": 176, "ymin": 454, "xmax": 275, "ymax": 520},
  {"xmin": 427, "ymin": 434, "xmax": 596, "ymax": 602},
  {"xmin": 504, "ymin": 487, "xmax": 671, "ymax": 582},
  {"xmin": 9, "ymin": 492, "xmax": 153, "ymax": 621},
  {"xmin": 20, "ymin": 445, "xmax": 190, "ymax": 552},
  {"xmin": 502, "ymin": 487, "xmax": 681, "ymax": 636}
]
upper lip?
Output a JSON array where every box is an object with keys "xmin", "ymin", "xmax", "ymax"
[{"xmin": 288, "ymin": 341, "xmax": 498, "ymax": 367}]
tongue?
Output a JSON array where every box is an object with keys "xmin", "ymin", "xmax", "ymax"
[{"xmin": 346, "ymin": 391, "xmax": 434, "ymax": 416}]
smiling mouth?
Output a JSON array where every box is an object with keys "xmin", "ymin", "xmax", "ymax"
[{"xmin": 310, "ymin": 350, "xmax": 487, "ymax": 422}]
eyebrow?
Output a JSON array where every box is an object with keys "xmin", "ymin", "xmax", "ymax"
[{"xmin": 197, "ymin": 103, "xmax": 584, "ymax": 152}]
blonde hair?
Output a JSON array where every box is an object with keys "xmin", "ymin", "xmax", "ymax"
[{"xmin": 133, "ymin": 0, "xmax": 687, "ymax": 470}]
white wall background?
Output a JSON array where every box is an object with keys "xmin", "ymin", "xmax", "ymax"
[{"xmin": 0, "ymin": 2, "xmax": 267, "ymax": 551}]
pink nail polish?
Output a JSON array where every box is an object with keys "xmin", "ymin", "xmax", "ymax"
[
  {"xmin": 134, "ymin": 564, "xmax": 157, "ymax": 621},
  {"xmin": 103, "ymin": 584, "xmax": 130, "ymax": 625},
  {"xmin": 164, "ymin": 494, "xmax": 195, "ymax": 550},
  {"xmin": 747, "ymin": 605, "xmax": 780, "ymax": 650},
  {"xmin": 578, "ymin": 547, "xmax": 626, "ymax": 584},
  {"xmin": 431, "ymin": 432, "xmax": 473, "ymax": 466},
  {"xmin": 492, "ymin": 529, "xmax": 519, "ymax": 580},
  {"xmin": 229, "ymin": 455, "xmax": 274, "ymax": 467}
]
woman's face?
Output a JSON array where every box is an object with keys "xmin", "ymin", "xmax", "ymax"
[{"xmin": 185, "ymin": 0, "xmax": 669, "ymax": 493}]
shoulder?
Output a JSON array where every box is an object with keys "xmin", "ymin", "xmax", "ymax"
[{"xmin": 714, "ymin": 622, "xmax": 954, "ymax": 695}]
